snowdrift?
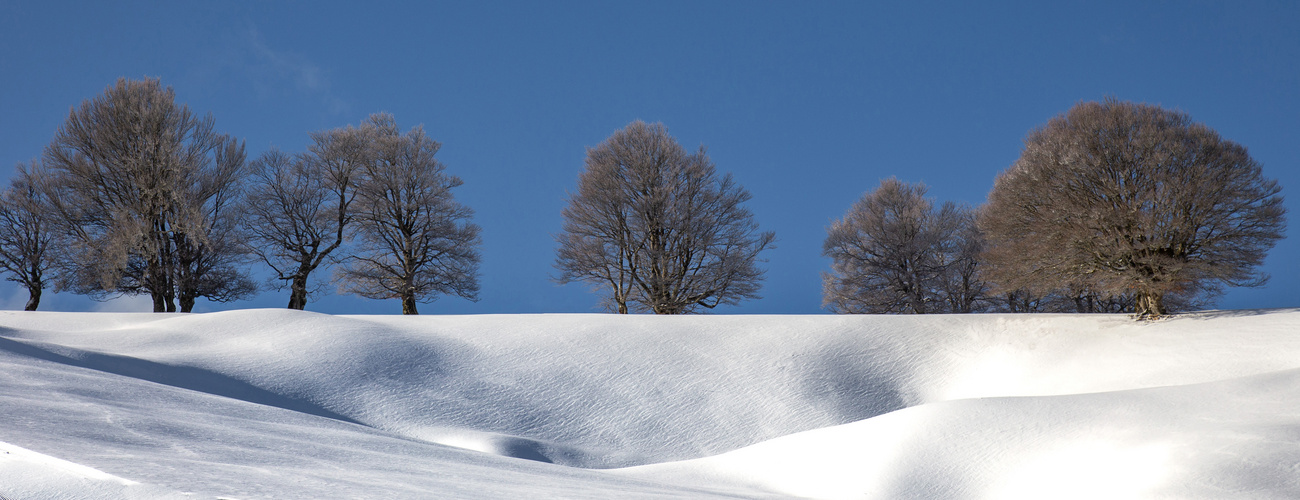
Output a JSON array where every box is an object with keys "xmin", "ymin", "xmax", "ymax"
[{"xmin": 0, "ymin": 309, "xmax": 1297, "ymax": 498}]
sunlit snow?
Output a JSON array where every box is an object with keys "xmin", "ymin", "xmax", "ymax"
[{"xmin": 1, "ymin": 309, "xmax": 1297, "ymax": 498}]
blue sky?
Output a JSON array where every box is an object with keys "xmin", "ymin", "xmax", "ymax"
[{"xmin": 1, "ymin": 1, "xmax": 1297, "ymax": 314}]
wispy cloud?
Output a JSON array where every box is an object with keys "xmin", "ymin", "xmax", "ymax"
[
  {"xmin": 201, "ymin": 23, "xmax": 349, "ymax": 115},
  {"xmin": 244, "ymin": 28, "xmax": 321, "ymax": 90}
]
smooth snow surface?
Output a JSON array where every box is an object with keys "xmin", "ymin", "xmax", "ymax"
[{"xmin": 0, "ymin": 309, "xmax": 1297, "ymax": 498}]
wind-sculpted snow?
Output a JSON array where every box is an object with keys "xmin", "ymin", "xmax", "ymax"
[
  {"xmin": 0, "ymin": 309, "xmax": 1297, "ymax": 498},
  {"xmin": 623, "ymin": 366, "xmax": 1300, "ymax": 499}
]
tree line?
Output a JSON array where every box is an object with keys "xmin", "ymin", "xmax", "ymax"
[
  {"xmin": 0, "ymin": 79, "xmax": 479, "ymax": 314},
  {"xmin": 0, "ymin": 81, "xmax": 1287, "ymax": 317},
  {"xmin": 823, "ymin": 99, "xmax": 1286, "ymax": 318}
]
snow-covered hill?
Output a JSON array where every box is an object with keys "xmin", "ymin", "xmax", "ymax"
[{"xmin": 0, "ymin": 309, "xmax": 1297, "ymax": 498}]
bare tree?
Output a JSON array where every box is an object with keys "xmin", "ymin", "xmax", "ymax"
[
  {"xmin": 822, "ymin": 178, "xmax": 987, "ymax": 314},
  {"xmin": 242, "ymin": 122, "xmax": 365, "ymax": 310},
  {"xmin": 0, "ymin": 161, "xmax": 57, "ymax": 310},
  {"xmin": 42, "ymin": 78, "xmax": 254, "ymax": 312},
  {"xmin": 935, "ymin": 208, "xmax": 991, "ymax": 313},
  {"xmin": 981, "ymin": 98, "xmax": 1286, "ymax": 318},
  {"xmin": 555, "ymin": 121, "xmax": 775, "ymax": 314},
  {"xmin": 172, "ymin": 138, "xmax": 257, "ymax": 312},
  {"xmin": 338, "ymin": 114, "xmax": 480, "ymax": 315},
  {"xmin": 996, "ymin": 289, "xmax": 1046, "ymax": 313}
]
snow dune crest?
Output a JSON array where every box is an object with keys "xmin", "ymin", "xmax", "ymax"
[{"xmin": 0, "ymin": 308, "xmax": 1297, "ymax": 498}]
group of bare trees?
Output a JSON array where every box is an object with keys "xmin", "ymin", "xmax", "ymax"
[
  {"xmin": 567, "ymin": 103, "xmax": 1285, "ymax": 318},
  {"xmin": 242, "ymin": 114, "xmax": 481, "ymax": 314},
  {"xmin": 0, "ymin": 81, "xmax": 1286, "ymax": 318},
  {"xmin": 824, "ymin": 99, "xmax": 1286, "ymax": 318},
  {"xmin": 2, "ymin": 79, "xmax": 762, "ymax": 316},
  {"xmin": 0, "ymin": 78, "xmax": 479, "ymax": 314}
]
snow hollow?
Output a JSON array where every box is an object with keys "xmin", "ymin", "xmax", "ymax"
[{"xmin": 1, "ymin": 309, "xmax": 1297, "ymax": 499}]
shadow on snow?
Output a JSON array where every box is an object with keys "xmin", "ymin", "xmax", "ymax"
[{"xmin": 0, "ymin": 331, "xmax": 362, "ymax": 426}]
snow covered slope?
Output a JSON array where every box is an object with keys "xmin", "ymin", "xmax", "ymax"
[{"xmin": 0, "ymin": 309, "xmax": 1297, "ymax": 498}]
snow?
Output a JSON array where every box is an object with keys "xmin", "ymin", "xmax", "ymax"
[{"xmin": 0, "ymin": 309, "xmax": 1297, "ymax": 498}]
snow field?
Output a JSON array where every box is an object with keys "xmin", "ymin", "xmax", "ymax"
[{"xmin": 0, "ymin": 308, "xmax": 1297, "ymax": 498}]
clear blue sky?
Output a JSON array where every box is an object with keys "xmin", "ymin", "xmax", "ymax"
[{"xmin": 1, "ymin": 1, "xmax": 1297, "ymax": 314}]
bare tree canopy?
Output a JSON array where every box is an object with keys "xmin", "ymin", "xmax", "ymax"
[
  {"xmin": 0, "ymin": 161, "xmax": 57, "ymax": 310},
  {"xmin": 555, "ymin": 121, "xmax": 775, "ymax": 314},
  {"xmin": 42, "ymin": 78, "xmax": 255, "ymax": 312},
  {"xmin": 242, "ymin": 120, "xmax": 366, "ymax": 310},
  {"xmin": 935, "ymin": 206, "xmax": 990, "ymax": 313},
  {"xmin": 822, "ymin": 178, "xmax": 988, "ymax": 314},
  {"xmin": 171, "ymin": 143, "xmax": 257, "ymax": 313},
  {"xmin": 338, "ymin": 114, "xmax": 481, "ymax": 315},
  {"xmin": 981, "ymin": 98, "xmax": 1286, "ymax": 318}
]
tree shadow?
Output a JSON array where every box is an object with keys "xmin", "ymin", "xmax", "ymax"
[
  {"xmin": 800, "ymin": 342, "xmax": 910, "ymax": 423},
  {"xmin": 1175, "ymin": 308, "xmax": 1299, "ymax": 321},
  {"xmin": 0, "ymin": 331, "xmax": 361, "ymax": 425}
]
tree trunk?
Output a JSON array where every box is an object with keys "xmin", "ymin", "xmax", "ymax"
[
  {"xmin": 24, "ymin": 286, "xmax": 40, "ymax": 311},
  {"xmin": 148, "ymin": 255, "xmax": 171, "ymax": 312},
  {"xmin": 401, "ymin": 293, "xmax": 419, "ymax": 315},
  {"xmin": 612, "ymin": 286, "xmax": 627, "ymax": 313},
  {"xmin": 164, "ymin": 265, "xmax": 177, "ymax": 312},
  {"xmin": 287, "ymin": 275, "xmax": 309, "ymax": 310},
  {"xmin": 156, "ymin": 225, "xmax": 176, "ymax": 313},
  {"xmin": 179, "ymin": 295, "xmax": 195, "ymax": 313},
  {"xmin": 1136, "ymin": 290, "xmax": 1166, "ymax": 318},
  {"xmin": 652, "ymin": 301, "xmax": 678, "ymax": 314}
]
